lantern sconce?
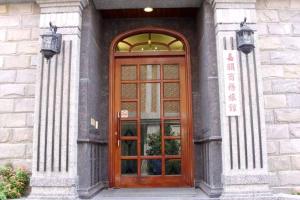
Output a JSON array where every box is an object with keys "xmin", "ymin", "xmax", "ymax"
[
  {"xmin": 237, "ymin": 17, "xmax": 255, "ymax": 54},
  {"xmin": 40, "ymin": 22, "xmax": 62, "ymax": 60}
]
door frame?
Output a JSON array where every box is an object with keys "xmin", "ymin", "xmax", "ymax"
[{"xmin": 108, "ymin": 27, "xmax": 194, "ymax": 187}]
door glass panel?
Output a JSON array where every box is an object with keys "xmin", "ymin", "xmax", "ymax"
[
  {"xmin": 164, "ymin": 120, "xmax": 180, "ymax": 136},
  {"xmin": 121, "ymin": 160, "xmax": 137, "ymax": 176},
  {"xmin": 141, "ymin": 160, "xmax": 162, "ymax": 176},
  {"xmin": 163, "ymin": 64, "xmax": 179, "ymax": 80},
  {"xmin": 121, "ymin": 121, "xmax": 137, "ymax": 136},
  {"xmin": 165, "ymin": 139, "xmax": 181, "ymax": 155},
  {"xmin": 164, "ymin": 101, "xmax": 180, "ymax": 117},
  {"xmin": 141, "ymin": 83, "xmax": 160, "ymax": 119},
  {"xmin": 140, "ymin": 64, "xmax": 160, "ymax": 80},
  {"xmin": 121, "ymin": 140, "xmax": 137, "ymax": 156},
  {"xmin": 164, "ymin": 83, "xmax": 179, "ymax": 98},
  {"xmin": 165, "ymin": 159, "xmax": 181, "ymax": 175},
  {"xmin": 121, "ymin": 102, "xmax": 137, "ymax": 117},
  {"xmin": 122, "ymin": 84, "xmax": 137, "ymax": 99},
  {"xmin": 141, "ymin": 119, "xmax": 161, "ymax": 156},
  {"xmin": 121, "ymin": 65, "xmax": 136, "ymax": 80}
]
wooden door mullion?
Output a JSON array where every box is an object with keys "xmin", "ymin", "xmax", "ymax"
[
  {"xmin": 137, "ymin": 64, "xmax": 141, "ymax": 177},
  {"xmin": 160, "ymin": 63, "xmax": 166, "ymax": 176}
]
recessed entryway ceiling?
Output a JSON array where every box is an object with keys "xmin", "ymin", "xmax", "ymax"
[{"xmin": 93, "ymin": 0, "xmax": 202, "ymax": 9}]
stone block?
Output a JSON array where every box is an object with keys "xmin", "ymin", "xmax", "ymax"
[
  {"xmin": 273, "ymin": 80, "xmax": 300, "ymax": 93},
  {"xmin": 270, "ymin": 51, "xmax": 300, "ymax": 64},
  {"xmin": 287, "ymin": 94, "xmax": 300, "ymax": 107},
  {"xmin": 291, "ymin": 156, "xmax": 300, "ymax": 170},
  {"xmin": 0, "ymin": 16, "xmax": 20, "ymax": 27},
  {"xmin": 0, "ymin": 113, "xmax": 26, "ymax": 128},
  {"xmin": 289, "ymin": 124, "xmax": 300, "ymax": 138},
  {"xmin": 291, "ymin": 0, "xmax": 300, "ymax": 9},
  {"xmin": 0, "ymin": 43, "xmax": 17, "ymax": 55},
  {"xmin": 261, "ymin": 66, "xmax": 284, "ymax": 78},
  {"xmin": 268, "ymin": 24, "xmax": 291, "ymax": 35},
  {"xmin": 282, "ymin": 37, "xmax": 300, "ymax": 50},
  {"xmin": 264, "ymin": 94, "xmax": 286, "ymax": 109},
  {"xmin": 7, "ymin": 29, "xmax": 31, "ymax": 41},
  {"xmin": 22, "ymin": 15, "xmax": 39, "ymax": 27},
  {"xmin": 16, "ymin": 69, "xmax": 36, "ymax": 83},
  {"xmin": 279, "ymin": 11, "xmax": 300, "ymax": 22},
  {"xmin": 17, "ymin": 41, "xmax": 39, "ymax": 54},
  {"xmin": 25, "ymin": 143, "xmax": 32, "ymax": 158},
  {"xmin": 0, "ymin": 84, "xmax": 25, "ymax": 97},
  {"xmin": 293, "ymin": 23, "xmax": 300, "ymax": 34},
  {"xmin": 280, "ymin": 139, "xmax": 300, "ymax": 154},
  {"xmin": 257, "ymin": 23, "xmax": 268, "ymax": 35},
  {"xmin": 25, "ymin": 84, "xmax": 35, "ymax": 96},
  {"xmin": 0, "ymin": 57, "xmax": 3, "ymax": 68},
  {"xmin": 0, "ymin": 5, "xmax": 7, "ymax": 14},
  {"xmin": 259, "ymin": 36, "xmax": 281, "ymax": 50},
  {"xmin": 263, "ymin": 79, "xmax": 272, "ymax": 93},
  {"xmin": 11, "ymin": 128, "xmax": 33, "ymax": 142},
  {"xmin": 0, "ymin": 128, "xmax": 11, "ymax": 142},
  {"xmin": 257, "ymin": 10, "xmax": 279, "ymax": 22},
  {"xmin": 8, "ymin": 3, "xmax": 32, "ymax": 14},
  {"xmin": 276, "ymin": 109, "xmax": 300, "ymax": 123},
  {"xmin": 0, "ymin": 144, "xmax": 26, "ymax": 159},
  {"xmin": 0, "ymin": 70, "xmax": 16, "ymax": 83},
  {"xmin": 0, "ymin": 99, "xmax": 14, "ymax": 112},
  {"xmin": 267, "ymin": 140, "xmax": 279, "ymax": 155},
  {"xmin": 265, "ymin": 0, "xmax": 290, "ymax": 9},
  {"xmin": 268, "ymin": 156, "xmax": 291, "ymax": 171},
  {"xmin": 0, "ymin": 30, "xmax": 6, "ymax": 41},
  {"xmin": 4, "ymin": 56, "xmax": 30, "ymax": 68},
  {"xmin": 265, "ymin": 109, "xmax": 274, "ymax": 123},
  {"xmin": 278, "ymin": 171, "xmax": 300, "ymax": 186},
  {"xmin": 259, "ymin": 51, "xmax": 270, "ymax": 64},
  {"xmin": 32, "ymin": 3, "xmax": 40, "ymax": 14},
  {"xmin": 26, "ymin": 113, "xmax": 34, "ymax": 127},
  {"xmin": 31, "ymin": 27, "xmax": 40, "ymax": 40},
  {"xmin": 283, "ymin": 66, "xmax": 300, "ymax": 78},
  {"xmin": 266, "ymin": 124, "xmax": 289, "ymax": 139},
  {"xmin": 14, "ymin": 98, "xmax": 35, "ymax": 112},
  {"xmin": 30, "ymin": 55, "xmax": 38, "ymax": 66}
]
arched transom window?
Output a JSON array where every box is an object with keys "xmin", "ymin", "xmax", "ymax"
[{"xmin": 116, "ymin": 32, "xmax": 185, "ymax": 52}]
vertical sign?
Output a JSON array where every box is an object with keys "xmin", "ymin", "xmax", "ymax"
[{"xmin": 223, "ymin": 50, "xmax": 241, "ymax": 116}]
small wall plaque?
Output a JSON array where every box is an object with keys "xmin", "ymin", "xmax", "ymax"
[{"xmin": 121, "ymin": 110, "xmax": 129, "ymax": 118}]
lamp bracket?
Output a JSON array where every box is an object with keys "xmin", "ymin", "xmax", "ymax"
[
  {"xmin": 49, "ymin": 22, "xmax": 58, "ymax": 34},
  {"xmin": 240, "ymin": 17, "xmax": 247, "ymax": 27}
]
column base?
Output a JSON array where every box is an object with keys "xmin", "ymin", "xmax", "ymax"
[
  {"xmin": 220, "ymin": 174, "xmax": 275, "ymax": 200},
  {"xmin": 197, "ymin": 180, "xmax": 222, "ymax": 198},
  {"xmin": 27, "ymin": 176, "xmax": 79, "ymax": 200},
  {"xmin": 220, "ymin": 192, "xmax": 275, "ymax": 200}
]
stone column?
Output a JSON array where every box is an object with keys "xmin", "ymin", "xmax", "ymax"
[
  {"xmin": 29, "ymin": 0, "xmax": 88, "ymax": 199},
  {"xmin": 208, "ymin": 0, "xmax": 273, "ymax": 199}
]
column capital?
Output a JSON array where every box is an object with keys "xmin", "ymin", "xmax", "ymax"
[{"xmin": 36, "ymin": 0, "xmax": 89, "ymax": 13}]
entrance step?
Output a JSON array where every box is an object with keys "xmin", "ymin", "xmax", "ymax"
[{"xmin": 92, "ymin": 188, "xmax": 216, "ymax": 200}]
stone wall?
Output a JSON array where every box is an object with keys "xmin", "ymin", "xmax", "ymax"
[
  {"xmin": 257, "ymin": 0, "xmax": 300, "ymax": 193},
  {"xmin": 0, "ymin": 3, "xmax": 39, "ymax": 170}
]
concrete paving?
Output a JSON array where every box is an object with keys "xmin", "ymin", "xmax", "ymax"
[{"xmin": 92, "ymin": 188, "xmax": 215, "ymax": 200}]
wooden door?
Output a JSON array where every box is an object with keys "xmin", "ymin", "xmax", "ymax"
[{"xmin": 112, "ymin": 56, "xmax": 192, "ymax": 187}]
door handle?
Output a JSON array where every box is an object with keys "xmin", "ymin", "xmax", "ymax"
[{"xmin": 116, "ymin": 112, "xmax": 121, "ymax": 147}]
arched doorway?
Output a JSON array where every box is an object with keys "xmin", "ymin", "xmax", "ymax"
[{"xmin": 108, "ymin": 27, "xmax": 193, "ymax": 187}]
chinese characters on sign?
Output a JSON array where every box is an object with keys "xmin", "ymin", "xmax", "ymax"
[{"xmin": 223, "ymin": 50, "xmax": 241, "ymax": 116}]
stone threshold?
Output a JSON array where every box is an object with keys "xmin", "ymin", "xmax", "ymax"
[{"xmin": 91, "ymin": 188, "xmax": 213, "ymax": 200}]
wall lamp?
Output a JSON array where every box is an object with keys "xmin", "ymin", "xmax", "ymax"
[
  {"xmin": 237, "ymin": 18, "xmax": 255, "ymax": 54},
  {"xmin": 41, "ymin": 22, "xmax": 62, "ymax": 60}
]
